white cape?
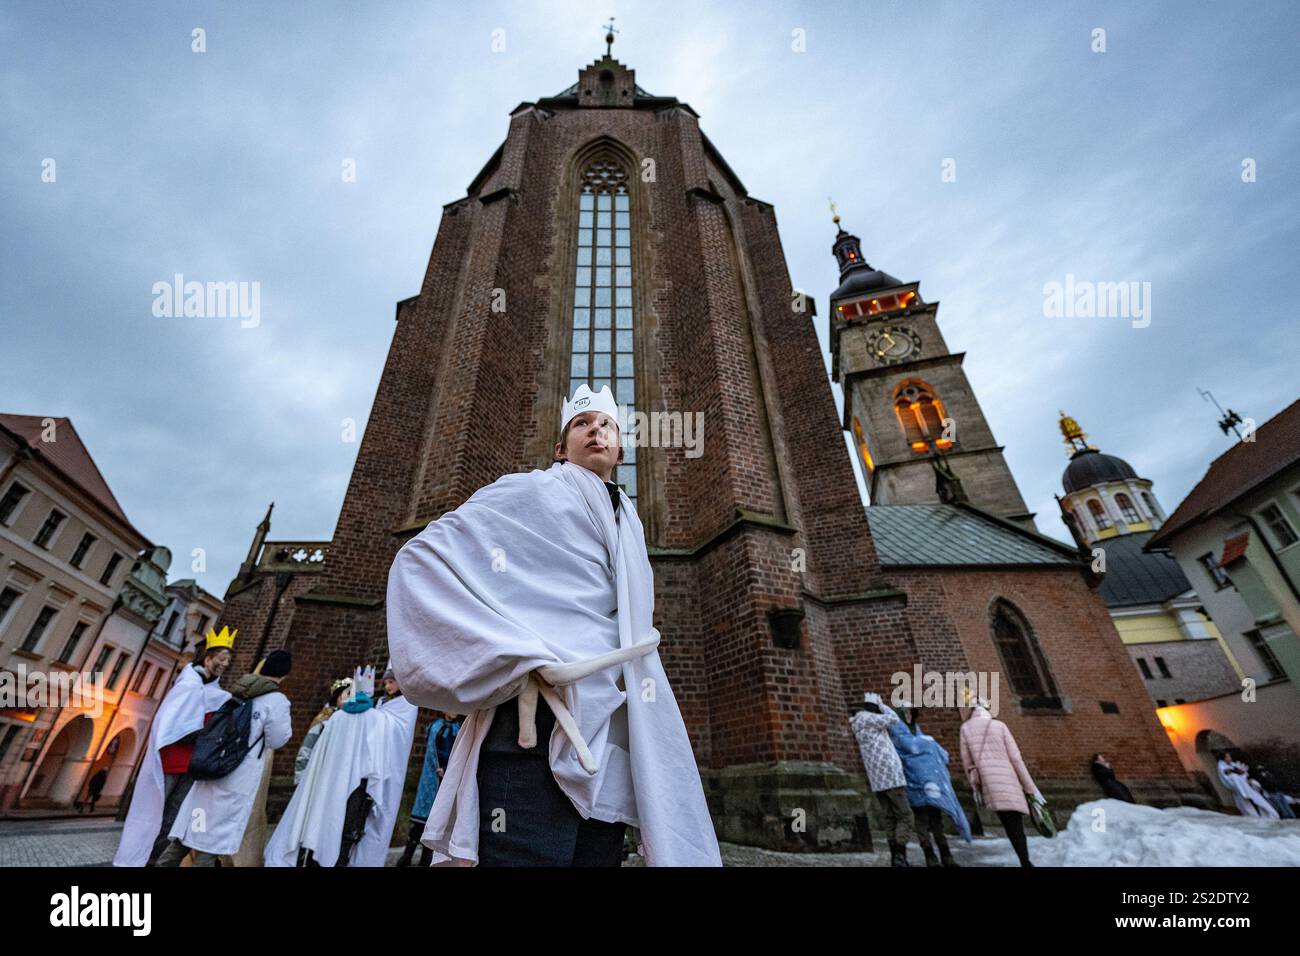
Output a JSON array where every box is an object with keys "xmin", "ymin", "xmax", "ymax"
[
  {"xmin": 264, "ymin": 694, "xmax": 418, "ymax": 867},
  {"xmin": 387, "ymin": 461, "xmax": 721, "ymax": 867},
  {"xmin": 1218, "ymin": 759, "xmax": 1280, "ymax": 819},
  {"xmin": 168, "ymin": 687, "xmax": 292, "ymax": 856},
  {"xmin": 112, "ymin": 665, "xmax": 231, "ymax": 867}
]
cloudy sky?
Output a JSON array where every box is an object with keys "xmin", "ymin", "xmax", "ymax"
[{"xmin": 3, "ymin": 0, "xmax": 1297, "ymax": 595}]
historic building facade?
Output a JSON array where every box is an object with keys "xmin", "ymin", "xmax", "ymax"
[
  {"xmin": 215, "ymin": 52, "xmax": 1206, "ymax": 849},
  {"xmin": 1054, "ymin": 413, "xmax": 1242, "ymax": 708},
  {"xmin": 0, "ymin": 414, "xmax": 159, "ymax": 812}
]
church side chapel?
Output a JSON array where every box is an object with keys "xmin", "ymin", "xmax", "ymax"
[{"xmin": 215, "ymin": 41, "xmax": 1206, "ymax": 851}]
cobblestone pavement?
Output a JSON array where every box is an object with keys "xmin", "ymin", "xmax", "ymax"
[
  {"xmin": 2, "ymin": 817, "xmax": 1031, "ymax": 867},
  {"xmin": 0, "ymin": 817, "xmax": 124, "ymax": 867}
]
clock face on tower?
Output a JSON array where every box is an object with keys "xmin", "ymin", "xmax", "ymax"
[{"xmin": 867, "ymin": 326, "xmax": 922, "ymax": 365}]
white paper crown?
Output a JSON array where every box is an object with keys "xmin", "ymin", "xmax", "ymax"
[
  {"xmin": 350, "ymin": 664, "xmax": 375, "ymax": 699},
  {"xmin": 561, "ymin": 383, "xmax": 620, "ymax": 433}
]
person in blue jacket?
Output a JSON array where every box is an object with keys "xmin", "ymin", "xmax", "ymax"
[
  {"xmin": 397, "ymin": 712, "xmax": 463, "ymax": 867},
  {"xmin": 888, "ymin": 700, "xmax": 970, "ymax": 867}
]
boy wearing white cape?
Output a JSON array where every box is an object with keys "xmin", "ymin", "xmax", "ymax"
[
  {"xmin": 387, "ymin": 384, "xmax": 721, "ymax": 867},
  {"xmin": 112, "ymin": 627, "xmax": 234, "ymax": 867},
  {"xmin": 264, "ymin": 664, "xmax": 419, "ymax": 867}
]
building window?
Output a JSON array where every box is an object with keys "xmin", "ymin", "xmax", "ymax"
[
  {"xmin": 0, "ymin": 725, "xmax": 22, "ymax": 763},
  {"xmin": 1136, "ymin": 658, "xmax": 1153, "ymax": 679},
  {"xmin": 1175, "ymin": 698, "xmax": 1186, "ymax": 704},
  {"xmin": 1259, "ymin": 504, "xmax": 1298, "ymax": 549},
  {"xmin": 1142, "ymin": 491, "xmax": 1160, "ymax": 520},
  {"xmin": 20, "ymin": 606, "xmax": 58, "ymax": 653},
  {"xmin": 70, "ymin": 532, "xmax": 97, "ymax": 569},
  {"xmin": 162, "ymin": 610, "xmax": 179, "ymax": 642},
  {"xmin": 1115, "ymin": 493, "xmax": 1141, "ymax": 524},
  {"xmin": 107, "ymin": 653, "xmax": 130, "ymax": 690},
  {"xmin": 1198, "ymin": 552, "xmax": 1231, "ymax": 589},
  {"xmin": 147, "ymin": 668, "xmax": 164, "ymax": 698},
  {"xmin": 1087, "ymin": 499, "xmax": 1111, "ymax": 530},
  {"xmin": 893, "ymin": 380, "xmax": 952, "ymax": 453},
  {"xmin": 33, "ymin": 509, "xmax": 66, "ymax": 549},
  {"xmin": 133, "ymin": 663, "xmax": 152, "ymax": 692},
  {"xmin": 58, "ymin": 621, "xmax": 89, "ymax": 663},
  {"xmin": 1245, "ymin": 630, "xmax": 1286, "ymax": 682},
  {"xmin": 195, "ymin": 614, "xmax": 211, "ymax": 643},
  {"xmin": 1154, "ymin": 656, "xmax": 1171, "ymax": 678},
  {"xmin": 0, "ymin": 587, "xmax": 20, "ymax": 628},
  {"xmin": 90, "ymin": 645, "xmax": 114, "ymax": 676},
  {"xmin": 99, "ymin": 553, "xmax": 123, "ymax": 587},
  {"xmin": 0, "ymin": 483, "xmax": 30, "ymax": 525},
  {"xmin": 1155, "ymin": 699, "xmax": 1167, "ymax": 707},
  {"xmin": 569, "ymin": 157, "xmax": 637, "ymax": 508},
  {"xmin": 990, "ymin": 599, "xmax": 1060, "ymax": 706}
]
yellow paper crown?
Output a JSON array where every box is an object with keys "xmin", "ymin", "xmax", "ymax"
[{"xmin": 205, "ymin": 625, "xmax": 237, "ymax": 651}]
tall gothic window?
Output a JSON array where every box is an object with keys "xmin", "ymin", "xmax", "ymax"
[
  {"xmin": 990, "ymin": 599, "xmax": 1061, "ymax": 707},
  {"xmin": 569, "ymin": 158, "xmax": 637, "ymax": 506}
]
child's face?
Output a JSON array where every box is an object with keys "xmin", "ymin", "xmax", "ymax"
[{"xmin": 556, "ymin": 411, "xmax": 621, "ymax": 478}]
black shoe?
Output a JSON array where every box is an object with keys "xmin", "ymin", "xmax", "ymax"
[
  {"xmin": 921, "ymin": 844, "xmax": 941, "ymax": 868},
  {"xmin": 888, "ymin": 843, "xmax": 910, "ymax": 867},
  {"xmin": 940, "ymin": 850, "xmax": 960, "ymax": 868}
]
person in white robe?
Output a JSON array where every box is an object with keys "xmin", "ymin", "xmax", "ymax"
[
  {"xmin": 264, "ymin": 665, "xmax": 419, "ymax": 867},
  {"xmin": 157, "ymin": 650, "xmax": 294, "ymax": 865},
  {"xmin": 112, "ymin": 627, "xmax": 234, "ymax": 867},
  {"xmin": 387, "ymin": 383, "xmax": 722, "ymax": 867},
  {"xmin": 1217, "ymin": 751, "xmax": 1280, "ymax": 819}
]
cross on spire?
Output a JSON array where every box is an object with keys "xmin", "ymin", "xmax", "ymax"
[{"xmin": 603, "ymin": 17, "xmax": 619, "ymax": 56}]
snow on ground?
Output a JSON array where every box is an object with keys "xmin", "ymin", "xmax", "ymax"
[{"xmin": 972, "ymin": 799, "xmax": 1300, "ymax": 867}]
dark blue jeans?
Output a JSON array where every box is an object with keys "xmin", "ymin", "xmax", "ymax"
[{"xmin": 476, "ymin": 695, "xmax": 626, "ymax": 867}]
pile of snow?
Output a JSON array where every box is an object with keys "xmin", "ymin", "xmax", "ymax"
[{"xmin": 1023, "ymin": 799, "xmax": 1300, "ymax": 867}]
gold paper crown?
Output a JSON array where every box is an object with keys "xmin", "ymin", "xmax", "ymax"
[
  {"xmin": 205, "ymin": 625, "xmax": 237, "ymax": 651},
  {"xmin": 330, "ymin": 676, "xmax": 353, "ymax": 694}
]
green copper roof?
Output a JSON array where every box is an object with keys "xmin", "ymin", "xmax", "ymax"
[{"xmin": 865, "ymin": 504, "xmax": 1080, "ymax": 568}]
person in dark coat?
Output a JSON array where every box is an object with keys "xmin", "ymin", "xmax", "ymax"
[{"xmin": 1090, "ymin": 753, "xmax": 1136, "ymax": 803}]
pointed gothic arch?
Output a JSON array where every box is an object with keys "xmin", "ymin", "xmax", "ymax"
[
  {"xmin": 892, "ymin": 379, "xmax": 951, "ymax": 452},
  {"xmin": 989, "ymin": 598, "xmax": 1062, "ymax": 708},
  {"xmin": 543, "ymin": 136, "xmax": 663, "ymax": 538}
]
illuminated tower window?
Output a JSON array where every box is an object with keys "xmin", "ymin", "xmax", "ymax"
[
  {"xmin": 893, "ymin": 381, "xmax": 951, "ymax": 453},
  {"xmin": 570, "ymin": 157, "xmax": 637, "ymax": 506}
]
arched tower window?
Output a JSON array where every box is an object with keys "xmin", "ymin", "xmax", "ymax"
[
  {"xmin": 1115, "ymin": 493, "xmax": 1140, "ymax": 524},
  {"xmin": 990, "ymin": 599, "xmax": 1060, "ymax": 706},
  {"xmin": 569, "ymin": 157, "xmax": 637, "ymax": 506},
  {"xmin": 1087, "ymin": 498, "xmax": 1111, "ymax": 530},
  {"xmin": 852, "ymin": 416, "xmax": 874, "ymax": 474},
  {"xmin": 893, "ymin": 380, "xmax": 952, "ymax": 453},
  {"xmin": 1142, "ymin": 491, "xmax": 1160, "ymax": 520}
]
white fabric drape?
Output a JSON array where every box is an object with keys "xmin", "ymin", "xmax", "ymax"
[
  {"xmin": 387, "ymin": 461, "xmax": 721, "ymax": 866},
  {"xmin": 112, "ymin": 665, "xmax": 231, "ymax": 867}
]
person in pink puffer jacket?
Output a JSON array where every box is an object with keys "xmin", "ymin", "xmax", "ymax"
[{"xmin": 959, "ymin": 701, "xmax": 1045, "ymax": 867}]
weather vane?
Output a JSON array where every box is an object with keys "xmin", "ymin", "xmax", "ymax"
[
  {"xmin": 828, "ymin": 197, "xmax": 840, "ymax": 225},
  {"xmin": 603, "ymin": 17, "xmax": 619, "ymax": 56}
]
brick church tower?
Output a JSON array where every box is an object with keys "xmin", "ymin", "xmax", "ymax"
[{"xmin": 218, "ymin": 47, "xmax": 1204, "ymax": 849}]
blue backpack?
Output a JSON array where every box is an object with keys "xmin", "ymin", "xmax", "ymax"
[{"xmin": 189, "ymin": 697, "xmax": 265, "ymax": 780}]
